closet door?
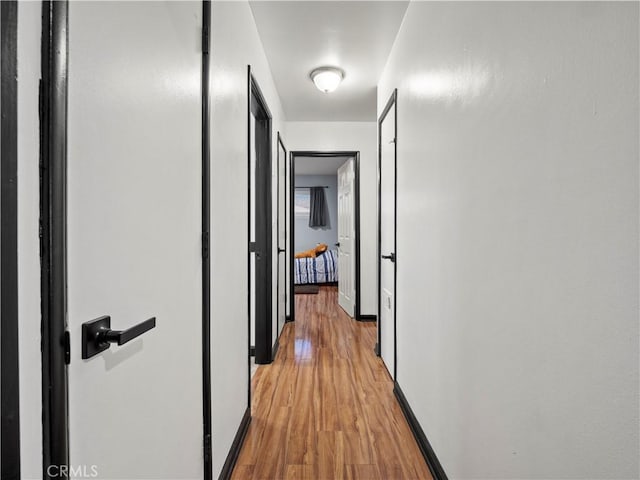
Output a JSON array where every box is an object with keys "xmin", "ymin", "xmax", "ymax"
[{"xmin": 65, "ymin": 2, "xmax": 203, "ymax": 478}]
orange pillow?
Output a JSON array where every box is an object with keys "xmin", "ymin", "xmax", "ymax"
[
  {"xmin": 295, "ymin": 247, "xmax": 316, "ymax": 259},
  {"xmin": 294, "ymin": 243, "xmax": 328, "ymax": 259},
  {"xmin": 314, "ymin": 243, "xmax": 328, "ymax": 255}
]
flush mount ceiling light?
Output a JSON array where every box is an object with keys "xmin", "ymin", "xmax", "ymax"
[{"xmin": 310, "ymin": 67, "xmax": 345, "ymax": 93}]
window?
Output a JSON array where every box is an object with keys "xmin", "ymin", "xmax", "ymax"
[{"xmin": 295, "ymin": 189, "xmax": 310, "ymax": 217}]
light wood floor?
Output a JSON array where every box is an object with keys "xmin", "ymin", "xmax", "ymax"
[{"xmin": 232, "ymin": 286, "xmax": 433, "ymax": 480}]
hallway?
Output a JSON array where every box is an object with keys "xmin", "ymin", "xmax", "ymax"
[
  {"xmin": 4, "ymin": 2, "xmax": 638, "ymax": 479},
  {"xmin": 232, "ymin": 287, "xmax": 432, "ymax": 479}
]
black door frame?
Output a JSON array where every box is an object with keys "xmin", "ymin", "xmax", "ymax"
[
  {"xmin": 377, "ymin": 89, "xmax": 398, "ymax": 381},
  {"xmin": 247, "ymin": 67, "xmax": 274, "ymax": 365},
  {"xmin": 288, "ymin": 151, "xmax": 362, "ymax": 323},
  {"xmin": 201, "ymin": 1, "xmax": 213, "ymax": 475},
  {"xmin": 275, "ymin": 132, "xmax": 287, "ymax": 348},
  {"xmin": 38, "ymin": 2, "xmax": 213, "ymax": 479},
  {"xmin": 1, "ymin": 2, "xmax": 21, "ymax": 478},
  {"xmin": 39, "ymin": 2, "xmax": 70, "ymax": 476}
]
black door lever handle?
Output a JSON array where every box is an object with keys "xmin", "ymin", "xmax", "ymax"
[
  {"xmin": 99, "ymin": 317, "xmax": 156, "ymax": 345},
  {"xmin": 381, "ymin": 252, "xmax": 396, "ymax": 262},
  {"xmin": 278, "ymin": 248, "xmax": 286, "ymax": 253},
  {"xmin": 82, "ymin": 316, "xmax": 156, "ymax": 359}
]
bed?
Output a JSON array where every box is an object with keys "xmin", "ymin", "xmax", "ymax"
[{"xmin": 294, "ymin": 249, "xmax": 338, "ymax": 285}]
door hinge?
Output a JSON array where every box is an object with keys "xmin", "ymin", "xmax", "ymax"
[
  {"xmin": 249, "ymin": 242, "xmax": 257, "ymax": 253},
  {"xmin": 202, "ymin": 25, "xmax": 209, "ymax": 54},
  {"xmin": 202, "ymin": 231, "xmax": 210, "ymax": 260},
  {"xmin": 203, "ymin": 434, "xmax": 212, "ymax": 463},
  {"xmin": 64, "ymin": 331, "xmax": 71, "ymax": 364}
]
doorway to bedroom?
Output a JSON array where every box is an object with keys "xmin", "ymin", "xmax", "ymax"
[{"xmin": 288, "ymin": 151, "xmax": 362, "ymax": 322}]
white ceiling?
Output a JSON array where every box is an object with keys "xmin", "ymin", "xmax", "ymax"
[
  {"xmin": 295, "ymin": 155, "xmax": 353, "ymax": 175},
  {"xmin": 249, "ymin": 1, "xmax": 409, "ymax": 121}
]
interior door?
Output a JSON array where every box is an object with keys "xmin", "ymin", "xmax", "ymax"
[
  {"xmin": 337, "ymin": 158, "xmax": 356, "ymax": 316},
  {"xmin": 67, "ymin": 2, "xmax": 203, "ymax": 478},
  {"xmin": 250, "ymin": 76, "xmax": 273, "ymax": 365},
  {"xmin": 379, "ymin": 92, "xmax": 397, "ymax": 379},
  {"xmin": 276, "ymin": 135, "xmax": 287, "ymax": 338},
  {"xmin": 250, "ymin": 111, "xmax": 257, "ymax": 356}
]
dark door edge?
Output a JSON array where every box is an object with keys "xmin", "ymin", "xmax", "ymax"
[
  {"xmin": 39, "ymin": 1, "xmax": 70, "ymax": 477},
  {"xmin": 1, "ymin": 2, "xmax": 21, "ymax": 478},
  {"xmin": 201, "ymin": 1, "xmax": 213, "ymax": 477},
  {"xmin": 288, "ymin": 151, "xmax": 295, "ymax": 323}
]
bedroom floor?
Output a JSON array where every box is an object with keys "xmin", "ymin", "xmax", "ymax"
[{"xmin": 232, "ymin": 286, "xmax": 432, "ymax": 480}]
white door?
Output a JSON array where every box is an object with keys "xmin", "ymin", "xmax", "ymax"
[
  {"xmin": 276, "ymin": 137, "xmax": 287, "ymax": 337},
  {"xmin": 337, "ymin": 158, "xmax": 356, "ymax": 316},
  {"xmin": 67, "ymin": 2, "xmax": 203, "ymax": 478},
  {"xmin": 379, "ymin": 96, "xmax": 396, "ymax": 380}
]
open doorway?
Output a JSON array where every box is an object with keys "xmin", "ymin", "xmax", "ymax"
[{"xmin": 288, "ymin": 151, "xmax": 362, "ymax": 322}]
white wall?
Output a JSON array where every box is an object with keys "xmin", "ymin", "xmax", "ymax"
[
  {"xmin": 210, "ymin": 2, "xmax": 285, "ymax": 477},
  {"xmin": 286, "ymin": 122, "xmax": 377, "ymax": 315},
  {"xmin": 17, "ymin": 2, "xmax": 43, "ymax": 477},
  {"xmin": 294, "ymin": 175, "xmax": 339, "ymax": 252},
  {"xmin": 378, "ymin": 2, "xmax": 639, "ymax": 478}
]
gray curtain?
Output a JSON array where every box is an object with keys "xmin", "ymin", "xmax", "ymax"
[{"xmin": 309, "ymin": 187, "xmax": 328, "ymax": 228}]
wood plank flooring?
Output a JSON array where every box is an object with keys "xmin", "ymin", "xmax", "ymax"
[{"xmin": 232, "ymin": 286, "xmax": 433, "ymax": 480}]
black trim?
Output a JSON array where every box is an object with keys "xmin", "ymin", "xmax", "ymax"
[
  {"xmin": 1, "ymin": 2, "xmax": 20, "ymax": 478},
  {"xmin": 39, "ymin": 2, "xmax": 70, "ymax": 477},
  {"xmin": 246, "ymin": 66, "xmax": 252, "ymax": 407},
  {"xmin": 289, "ymin": 151, "xmax": 362, "ymax": 321},
  {"xmin": 354, "ymin": 152, "xmax": 362, "ymax": 321},
  {"xmin": 283, "ymin": 137, "xmax": 291, "ymax": 321},
  {"xmin": 201, "ymin": 2, "xmax": 212, "ymax": 478},
  {"xmin": 394, "ymin": 382, "xmax": 448, "ymax": 480},
  {"xmin": 288, "ymin": 151, "xmax": 295, "ymax": 323},
  {"xmin": 377, "ymin": 90, "xmax": 398, "ymax": 381},
  {"xmin": 359, "ymin": 314, "xmax": 377, "ymax": 323},
  {"xmin": 218, "ymin": 408, "xmax": 252, "ymax": 480}
]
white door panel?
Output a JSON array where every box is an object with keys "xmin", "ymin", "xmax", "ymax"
[
  {"xmin": 67, "ymin": 2, "xmax": 202, "ymax": 478},
  {"xmin": 338, "ymin": 158, "xmax": 356, "ymax": 316},
  {"xmin": 380, "ymin": 100, "xmax": 396, "ymax": 380},
  {"xmin": 277, "ymin": 139, "xmax": 287, "ymax": 336}
]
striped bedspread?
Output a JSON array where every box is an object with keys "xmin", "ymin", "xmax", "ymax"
[{"xmin": 294, "ymin": 250, "xmax": 338, "ymax": 285}]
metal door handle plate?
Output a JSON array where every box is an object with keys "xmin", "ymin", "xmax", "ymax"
[{"xmin": 82, "ymin": 315, "xmax": 156, "ymax": 359}]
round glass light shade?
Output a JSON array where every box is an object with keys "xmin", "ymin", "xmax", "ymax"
[{"xmin": 310, "ymin": 67, "xmax": 344, "ymax": 93}]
